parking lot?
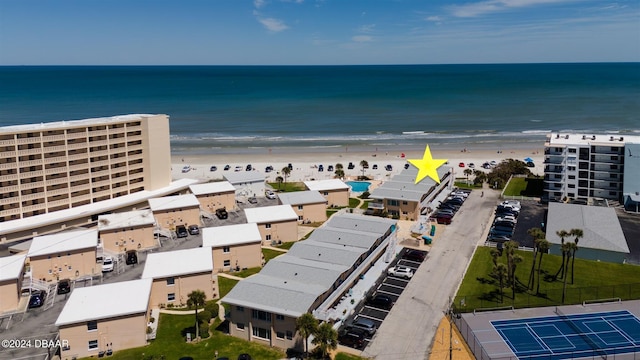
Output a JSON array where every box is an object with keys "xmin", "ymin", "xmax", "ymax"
[{"xmin": 339, "ymin": 248, "xmax": 427, "ymax": 348}]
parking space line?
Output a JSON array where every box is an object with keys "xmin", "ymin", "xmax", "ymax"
[
  {"xmin": 363, "ymin": 305, "xmax": 389, "ymax": 313},
  {"xmin": 377, "ymin": 289, "xmax": 400, "ymax": 297},
  {"xmin": 399, "ymin": 259, "xmax": 422, "ymax": 266},
  {"xmin": 385, "ymin": 276, "xmax": 410, "ymax": 284},
  {"xmin": 380, "ymin": 282, "xmax": 406, "ymax": 290},
  {"xmin": 357, "ymin": 313, "xmax": 384, "ymax": 322}
]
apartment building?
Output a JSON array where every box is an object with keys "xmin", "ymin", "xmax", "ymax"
[
  {"xmin": 28, "ymin": 229, "xmax": 98, "ymax": 282},
  {"xmin": 303, "ymin": 179, "xmax": 349, "ymax": 207},
  {"xmin": 202, "ymin": 223, "xmax": 264, "ymax": 273},
  {"xmin": 277, "ymin": 190, "xmax": 328, "ymax": 223},
  {"xmin": 0, "ymin": 114, "xmax": 171, "ymax": 224},
  {"xmin": 244, "ymin": 205, "xmax": 298, "ymax": 245},
  {"xmin": 0, "ymin": 254, "xmax": 26, "ymax": 314},
  {"xmin": 189, "ymin": 181, "xmax": 236, "ymax": 213},
  {"xmin": 148, "ymin": 194, "xmax": 201, "ymax": 231},
  {"xmin": 97, "ymin": 210, "xmax": 157, "ymax": 253},
  {"xmin": 543, "ymin": 133, "xmax": 640, "ymax": 203}
]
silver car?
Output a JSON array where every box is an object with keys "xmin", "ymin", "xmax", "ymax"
[{"xmin": 351, "ymin": 317, "xmax": 377, "ymax": 335}]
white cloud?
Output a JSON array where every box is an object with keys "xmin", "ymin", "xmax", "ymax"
[
  {"xmin": 358, "ymin": 24, "xmax": 376, "ymax": 33},
  {"xmin": 352, "ymin": 35, "xmax": 373, "ymax": 42},
  {"xmin": 426, "ymin": 16, "xmax": 442, "ymax": 22},
  {"xmin": 254, "ymin": 0, "xmax": 266, "ymax": 9},
  {"xmin": 449, "ymin": 0, "xmax": 573, "ymax": 18},
  {"xmin": 258, "ymin": 17, "xmax": 289, "ymax": 32}
]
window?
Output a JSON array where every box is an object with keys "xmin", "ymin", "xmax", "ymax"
[
  {"xmin": 298, "ymin": 216, "xmax": 303, "ymax": 221},
  {"xmin": 611, "ymin": 156, "xmax": 618, "ymax": 161},
  {"xmin": 222, "ymin": 246, "xmax": 230, "ymax": 253},
  {"xmin": 610, "ymin": 174, "xmax": 618, "ymax": 179},
  {"xmin": 236, "ymin": 322, "xmax": 245, "ymax": 330},
  {"xmin": 568, "ymin": 193, "xmax": 575, "ymax": 198},
  {"xmin": 286, "ymin": 331, "xmax": 293, "ymax": 340},
  {"xmin": 223, "ymin": 260, "xmax": 231, "ymax": 267},
  {"xmin": 568, "ymin": 175, "xmax": 576, "ymax": 180},
  {"xmin": 168, "ymin": 293, "xmax": 175, "ymax": 301},
  {"xmin": 276, "ymin": 314, "xmax": 285, "ymax": 320},
  {"xmin": 323, "ymin": 191, "xmax": 328, "ymax": 196},
  {"xmin": 252, "ymin": 310, "xmax": 271, "ymax": 321},
  {"xmin": 388, "ymin": 200, "xmax": 399, "ymax": 206},
  {"xmin": 402, "ymin": 201, "xmax": 408, "ymax": 205},
  {"xmin": 568, "ymin": 148, "xmax": 577, "ymax": 153},
  {"xmin": 276, "ymin": 331, "xmax": 285, "ymax": 339},
  {"xmin": 568, "ymin": 184, "xmax": 575, "ymax": 188},
  {"xmin": 567, "ymin": 166, "xmax": 576, "ymax": 171},
  {"xmin": 252, "ymin": 327, "xmax": 271, "ymax": 340},
  {"xmin": 298, "ymin": 205, "xmax": 303, "ymax": 210},
  {"xmin": 266, "ymin": 235, "xmax": 271, "ymax": 241},
  {"xmin": 265, "ymin": 223, "xmax": 271, "ymax": 229},
  {"xmin": 236, "ymin": 306, "xmax": 244, "ymax": 312},
  {"xmin": 88, "ymin": 340, "xmax": 98, "ymax": 350},
  {"xmin": 87, "ymin": 321, "xmax": 97, "ymax": 331},
  {"xmin": 166, "ymin": 277, "xmax": 175, "ymax": 286}
]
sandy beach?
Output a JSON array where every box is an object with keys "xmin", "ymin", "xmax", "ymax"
[{"xmin": 170, "ymin": 144, "xmax": 545, "ymax": 183}]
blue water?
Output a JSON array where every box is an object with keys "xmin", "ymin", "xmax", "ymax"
[
  {"xmin": 0, "ymin": 64, "xmax": 638, "ymax": 154},
  {"xmin": 347, "ymin": 181, "xmax": 371, "ymax": 192}
]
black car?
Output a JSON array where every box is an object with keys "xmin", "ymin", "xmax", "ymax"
[
  {"xmin": 288, "ymin": 163, "xmax": 293, "ymax": 170},
  {"xmin": 265, "ymin": 165, "xmax": 273, "ymax": 173},
  {"xmin": 403, "ymin": 249, "xmax": 426, "ymax": 262},
  {"xmin": 237, "ymin": 354, "xmax": 252, "ymax": 360},
  {"xmin": 246, "ymin": 164, "xmax": 252, "ymax": 171},
  {"xmin": 385, "ymin": 164, "xmax": 393, "ymax": 171},
  {"xmin": 57, "ymin": 279, "xmax": 71, "ymax": 294},
  {"xmin": 210, "ymin": 166, "xmax": 217, "ymax": 172},
  {"xmin": 526, "ymin": 161, "xmax": 535, "ymax": 167},
  {"xmin": 216, "ymin": 208, "xmax": 228, "ymax": 219},
  {"xmin": 126, "ymin": 250, "xmax": 138, "ymax": 265},
  {"xmin": 188, "ymin": 224, "xmax": 200, "ymax": 235},
  {"xmin": 404, "ymin": 163, "xmax": 410, "ymax": 169},
  {"xmin": 28, "ymin": 291, "xmax": 45, "ymax": 308},
  {"xmin": 367, "ymin": 294, "xmax": 394, "ymax": 310},
  {"xmin": 176, "ymin": 225, "xmax": 188, "ymax": 238},
  {"xmin": 224, "ymin": 165, "xmax": 230, "ymax": 171},
  {"xmin": 338, "ymin": 328, "xmax": 367, "ymax": 349},
  {"xmin": 372, "ymin": 164, "xmax": 378, "ymax": 170},
  {"xmin": 347, "ymin": 162, "xmax": 355, "ymax": 170},
  {"xmin": 327, "ymin": 165, "xmax": 334, "ymax": 171}
]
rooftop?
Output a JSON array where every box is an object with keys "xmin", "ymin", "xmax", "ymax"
[
  {"xmin": 0, "ymin": 114, "xmax": 162, "ymax": 133},
  {"xmin": 0, "ymin": 254, "xmax": 26, "ymax": 282},
  {"xmin": 304, "ymin": 179, "xmax": 349, "ymax": 191},
  {"xmin": 142, "ymin": 247, "xmax": 213, "ymax": 279},
  {"xmin": 245, "ymin": 205, "xmax": 298, "ymax": 223},
  {"xmin": 277, "ymin": 190, "xmax": 328, "ymax": 205},
  {"xmin": 98, "ymin": 210, "xmax": 155, "ymax": 231},
  {"xmin": 0, "ymin": 178, "xmax": 199, "ymax": 235},
  {"xmin": 370, "ymin": 166, "xmax": 451, "ymax": 202},
  {"xmin": 189, "ymin": 181, "xmax": 236, "ymax": 195},
  {"xmin": 28, "ymin": 229, "xmax": 98, "ymax": 257},
  {"xmin": 202, "ymin": 223, "xmax": 262, "ymax": 247},
  {"xmin": 223, "ymin": 171, "xmax": 265, "ymax": 185},
  {"xmin": 546, "ymin": 203, "xmax": 630, "ymax": 253},
  {"xmin": 148, "ymin": 194, "xmax": 200, "ymax": 212},
  {"xmin": 546, "ymin": 133, "xmax": 640, "ymax": 146},
  {"xmin": 55, "ymin": 278, "xmax": 152, "ymax": 326}
]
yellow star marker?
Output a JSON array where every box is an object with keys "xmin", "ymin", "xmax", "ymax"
[{"xmin": 408, "ymin": 145, "xmax": 448, "ymax": 184}]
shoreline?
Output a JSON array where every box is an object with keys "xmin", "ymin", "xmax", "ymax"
[{"xmin": 170, "ymin": 143, "xmax": 545, "ymax": 183}]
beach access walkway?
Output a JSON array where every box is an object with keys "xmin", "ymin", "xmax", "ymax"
[{"xmin": 362, "ymin": 185, "xmax": 498, "ymax": 359}]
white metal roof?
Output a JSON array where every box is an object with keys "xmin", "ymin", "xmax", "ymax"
[
  {"xmin": 98, "ymin": 210, "xmax": 155, "ymax": 231},
  {"xmin": 189, "ymin": 181, "xmax": 236, "ymax": 195},
  {"xmin": 0, "ymin": 254, "xmax": 26, "ymax": 282},
  {"xmin": 0, "ymin": 114, "xmax": 162, "ymax": 133},
  {"xmin": 277, "ymin": 191, "xmax": 327, "ymax": 205},
  {"xmin": 304, "ymin": 179, "xmax": 349, "ymax": 191},
  {"xmin": 245, "ymin": 205, "xmax": 298, "ymax": 224},
  {"xmin": 202, "ymin": 223, "xmax": 262, "ymax": 248},
  {"xmin": 223, "ymin": 171, "xmax": 265, "ymax": 185},
  {"xmin": 55, "ymin": 278, "xmax": 152, "ymax": 326},
  {"xmin": 148, "ymin": 194, "xmax": 200, "ymax": 212},
  {"xmin": 142, "ymin": 247, "xmax": 213, "ymax": 279},
  {"xmin": 0, "ymin": 178, "xmax": 200, "ymax": 235},
  {"xmin": 28, "ymin": 229, "xmax": 98, "ymax": 257},
  {"xmin": 546, "ymin": 133, "xmax": 640, "ymax": 146}
]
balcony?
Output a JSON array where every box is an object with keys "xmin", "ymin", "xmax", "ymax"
[
  {"xmin": 17, "ymin": 159, "xmax": 44, "ymax": 167},
  {"xmin": 544, "ymin": 166, "xmax": 564, "ymax": 173},
  {"xmin": 0, "ymin": 151, "xmax": 16, "ymax": 157},
  {"xmin": 41, "ymin": 155, "xmax": 67, "ymax": 163},
  {"xmin": 16, "ymin": 137, "xmax": 42, "ymax": 145},
  {"xmin": 0, "ymin": 163, "xmax": 18, "ymax": 170},
  {"xmin": 21, "ymin": 192, "xmax": 45, "ymax": 202},
  {"xmin": 89, "ymin": 159, "xmax": 110, "ymax": 168},
  {"xmin": 91, "ymin": 179, "xmax": 112, "ymax": 188},
  {"xmin": 47, "ymin": 187, "xmax": 70, "ymax": 196},
  {"xmin": 0, "ymin": 173, "xmax": 19, "ymax": 182},
  {"xmin": 0, "ymin": 139, "xmax": 16, "ymax": 146},
  {"xmin": 0, "ymin": 208, "xmax": 21, "ymax": 217},
  {"xmin": 0, "ymin": 185, "xmax": 19, "ymax": 193},
  {"xmin": 19, "ymin": 170, "xmax": 44, "ymax": 177},
  {"xmin": 68, "ymin": 163, "xmax": 90, "ymax": 172},
  {"xmin": 20, "ymin": 181, "xmax": 44, "ymax": 190},
  {"xmin": 67, "ymin": 152, "xmax": 89, "ymax": 161},
  {"xmin": 46, "ymin": 176, "xmax": 69, "ymax": 186},
  {"xmin": 42, "ymin": 144, "xmax": 67, "ymax": 153},
  {"xmin": 65, "ymin": 130, "xmax": 87, "ymax": 139},
  {"xmin": 90, "ymin": 168, "xmax": 110, "ymax": 177},
  {"xmin": 17, "ymin": 147, "xmax": 43, "ymax": 156},
  {"xmin": 41, "ymin": 134, "xmax": 66, "ymax": 142},
  {"xmin": 66, "ymin": 141, "xmax": 88, "ymax": 150},
  {"xmin": 87, "ymin": 139, "xmax": 108, "ymax": 147},
  {"xmin": 87, "ymin": 129, "xmax": 108, "ymax": 136},
  {"xmin": 21, "ymin": 203, "xmax": 47, "ymax": 212}
]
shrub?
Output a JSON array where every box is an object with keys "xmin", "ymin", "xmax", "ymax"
[
  {"xmin": 199, "ymin": 321, "xmax": 210, "ymax": 339},
  {"xmin": 149, "ymin": 317, "xmax": 155, "ymax": 323},
  {"xmin": 167, "ymin": 303, "xmax": 174, "ymax": 308},
  {"xmin": 146, "ymin": 326, "xmax": 153, "ymax": 334},
  {"xmin": 197, "ymin": 310, "xmax": 212, "ymax": 324},
  {"xmin": 204, "ymin": 300, "xmax": 219, "ymax": 318},
  {"xmin": 359, "ymin": 191, "xmax": 370, "ymax": 199}
]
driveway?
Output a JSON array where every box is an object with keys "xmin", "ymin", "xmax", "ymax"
[{"xmin": 362, "ymin": 187, "xmax": 499, "ymax": 359}]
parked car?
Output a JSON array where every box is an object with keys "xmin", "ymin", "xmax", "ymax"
[
  {"xmin": 436, "ymin": 215, "xmax": 452, "ymax": 225},
  {"xmin": 234, "ymin": 166, "xmax": 242, "ymax": 171},
  {"xmin": 237, "ymin": 354, "xmax": 252, "ymax": 360},
  {"xmin": 495, "ymin": 215, "xmax": 517, "ymax": 223},
  {"xmin": 216, "ymin": 208, "xmax": 228, "ymax": 219},
  {"xmin": 385, "ymin": 164, "xmax": 393, "ymax": 171},
  {"xmin": 526, "ymin": 161, "xmax": 535, "ymax": 167},
  {"xmin": 327, "ymin": 165, "xmax": 334, "ymax": 172},
  {"xmin": 318, "ymin": 164, "xmax": 324, "ymax": 172},
  {"xmin": 458, "ymin": 162, "xmax": 465, "ymax": 167},
  {"xmin": 176, "ymin": 225, "xmax": 188, "ymax": 238},
  {"xmin": 493, "ymin": 221, "xmax": 515, "ymax": 229},
  {"xmin": 209, "ymin": 166, "xmax": 217, "ymax": 172},
  {"xmin": 372, "ymin": 164, "xmax": 378, "ymax": 170},
  {"xmin": 265, "ymin": 165, "xmax": 273, "ymax": 173},
  {"xmin": 188, "ymin": 224, "xmax": 200, "ymax": 235},
  {"xmin": 28, "ymin": 291, "xmax": 46, "ymax": 308},
  {"xmin": 435, "ymin": 208, "xmax": 455, "ymax": 216},
  {"xmin": 265, "ymin": 190, "xmax": 277, "ymax": 200},
  {"xmin": 403, "ymin": 249, "xmax": 426, "ymax": 262},
  {"xmin": 347, "ymin": 162, "xmax": 355, "ymax": 170},
  {"xmin": 224, "ymin": 165, "xmax": 230, "ymax": 171},
  {"xmin": 246, "ymin": 164, "xmax": 252, "ymax": 171},
  {"xmin": 468, "ymin": 163, "xmax": 475, "ymax": 169},
  {"xmin": 488, "ymin": 233, "xmax": 512, "ymax": 242},
  {"xmin": 57, "ymin": 278, "xmax": 71, "ymax": 294},
  {"xmin": 102, "ymin": 256, "xmax": 114, "ymax": 272},
  {"xmin": 288, "ymin": 163, "xmax": 293, "ymax": 170},
  {"xmin": 387, "ymin": 265, "xmax": 414, "ymax": 279},
  {"xmin": 351, "ymin": 317, "xmax": 377, "ymax": 335},
  {"xmin": 126, "ymin": 250, "xmax": 138, "ymax": 265},
  {"xmin": 248, "ymin": 197, "xmax": 258, "ymax": 204},
  {"xmin": 367, "ymin": 294, "xmax": 394, "ymax": 310},
  {"xmin": 482, "ymin": 162, "xmax": 491, "ymax": 169},
  {"xmin": 404, "ymin": 163, "xmax": 410, "ymax": 169},
  {"xmin": 181, "ymin": 165, "xmax": 191, "ymax": 173},
  {"xmin": 338, "ymin": 328, "xmax": 367, "ymax": 349},
  {"xmin": 502, "ymin": 200, "xmax": 521, "ymax": 207},
  {"xmin": 490, "ymin": 160, "xmax": 498, "ymax": 166}
]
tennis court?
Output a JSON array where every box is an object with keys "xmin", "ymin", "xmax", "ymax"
[{"xmin": 492, "ymin": 310, "xmax": 640, "ymax": 359}]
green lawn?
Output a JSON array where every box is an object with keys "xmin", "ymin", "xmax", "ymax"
[
  {"xmin": 278, "ymin": 241, "xmax": 297, "ymax": 250},
  {"xmin": 267, "ymin": 181, "xmax": 306, "ymax": 192},
  {"xmin": 327, "ymin": 209, "xmax": 339, "ymax": 218},
  {"xmin": 231, "ymin": 267, "xmax": 261, "ymax": 278},
  {"xmin": 503, "ymin": 177, "xmax": 544, "ymax": 197},
  {"xmin": 218, "ymin": 277, "xmax": 239, "ymax": 299},
  {"xmin": 359, "ymin": 200, "xmax": 370, "ymax": 210},
  {"xmin": 348, "ymin": 197, "xmax": 361, "ymax": 208},
  {"xmin": 454, "ymin": 181, "xmax": 481, "ymax": 189},
  {"xmin": 262, "ymin": 248, "xmax": 284, "ymax": 263},
  {"xmin": 454, "ymin": 247, "xmax": 640, "ymax": 312},
  {"xmin": 106, "ymin": 314, "xmax": 284, "ymax": 360}
]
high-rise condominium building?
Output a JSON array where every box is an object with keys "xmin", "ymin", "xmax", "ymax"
[{"xmin": 0, "ymin": 114, "xmax": 171, "ymax": 223}]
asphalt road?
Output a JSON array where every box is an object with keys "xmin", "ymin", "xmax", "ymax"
[{"xmin": 362, "ymin": 187, "xmax": 500, "ymax": 360}]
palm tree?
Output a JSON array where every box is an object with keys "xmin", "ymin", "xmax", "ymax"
[
  {"xmin": 474, "ymin": 171, "xmax": 488, "ymax": 186},
  {"xmin": 186, "ymin": 290, "xmax": 206, "ymax": 339},
  {"xmin": 281, "ymin": 166, "xmax": 291, "ymax": 187},
  {"xmin": 504, "ymin": 240, "xmax": 518, "ymax": 284},
  {"xmin": 334, "ymin": 169, "xmax": 345, "ymax": 179},
  {"xmin": 490, "ymin": 248, "xmax": 500, "ymax": 267},
  {"xmin": 296, "ymin": 313, "xmax": 318, "ymax": 356},
  {"xmin": 275, "ymin": 176, "xmax": 284, "ymax": 190},
  {"xmin": 569, "ymin": 228, "xmax": 583, "ymax": 284},
  {"xmin": 359, "ymin": 160, "xmax": 368, "ymax": 178},
  {"xmin": 527, "ymin": 228, "xmax": 545, "ymax": 289},
  {"xmin": 555, "ymin": 229, "xmax": 570, "ymax": 279},
  {"xmin": 536, "ymin": 238, "xmax": 550, "ymax": 294},
  {"xmin": 493, "ymin": 263, "xmax": 508, "ymax": 303},
  {"xmin": 561, "ymin": 242, "xmax": 572, "ymax": 304},
  {"xmin": 463, "ymin": 169, "xmax": 473, "ymax": 184},
  {"xmin": 511, "ymin": 254, "xmax": 523, "ymax": 302},
  {"xmin": 335, "ymin": 163, "xmax": 343, "ymax": 170},
  {"xmin": 311, "ymin": 322, "xmax": 338, "ymax": 359}
]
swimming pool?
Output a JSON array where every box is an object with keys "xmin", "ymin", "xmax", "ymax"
[{"xmin": 347, "ymin": 181, "xmax": 371, "ymax": 192}]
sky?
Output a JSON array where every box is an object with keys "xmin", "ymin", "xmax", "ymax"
[{"xmin": 0, "ymin": 0, "xmax": 638, "ymax": 65}]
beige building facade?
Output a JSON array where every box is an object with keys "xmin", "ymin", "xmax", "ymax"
[
  {"xmin": 0, "ymin": 114, "xmax": 171, "ymax": 223},
  {"xmin": 202, "ymin": 224, "xmax": 264, "ymax": 273},
  {"xmin": 228, "ymin": 305, "xmax": 301, "ymax": 350},
  {"xmin": 28, "ymin": 230, "xmax": 98, "ymax": 282},
  {"xmin": 245, "ymin": 205, "xmax": 298, "ymax": 245},
  {"xmin": 149, "ymin": 194, "xmax": 201, "ymax": 230},
  {"xmin": 277, "ymin": 191, "xmax": 328, "ymax": 224},
  {"xmin": 303, "ymin": 180, "xmax": 349, "ymax": 207},
  {"xmin": 189, "ymin": 181, "xmax": 236, "ymax": 213},
  {"xmin": 0, "ymin": 254, "xmax": 26, "ymax": 314},
  {"xmin": 98, "ymin": 210, "xmax": 156, "ymax": 253}
]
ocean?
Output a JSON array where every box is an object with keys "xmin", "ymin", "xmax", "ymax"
[{"xmin": 0, "ymin": 63, "xmax": 638, "ymax": 155}]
